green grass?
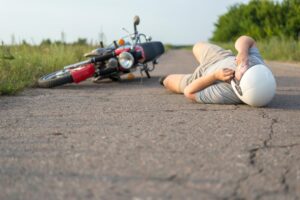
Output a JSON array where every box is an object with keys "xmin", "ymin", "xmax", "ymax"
[
  {"xmin": 164, "ymin": 44, "xmax": 193, "ymax": 51},
  {"xmin": 216, "ymin": 38, "xmax": 300, "ymax": 62},
  {"xmin": 257, "ymin": 38, "xmax": 300, "ymax": 62},
  {"xmin": 0, "ymin": 44, "xmax": 91, "ymax": 95}
]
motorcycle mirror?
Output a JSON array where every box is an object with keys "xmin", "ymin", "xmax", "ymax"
[{"xmin": 133, "ymin": 16, "xmax": 140, "ymax": 26}]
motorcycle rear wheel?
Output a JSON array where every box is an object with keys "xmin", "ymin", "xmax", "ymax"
[{"xmin": 38, "ymin": 69, "xmax": 73, "ymax": 88}]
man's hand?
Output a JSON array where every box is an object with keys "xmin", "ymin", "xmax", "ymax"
[
  {"xmin": 235, "ymin": 52, "xmax": 249, "ymax": 80},
  {"xmin": 236, "ymin": 52, "xmax": 249, "ymax": 68},
  {"xmin": 234, "ymin": 36, "xmax": 256, "ymax": 80},
  {"xmin": 214, "ymin": 68, "xmax": 235, "ymax": 82}
]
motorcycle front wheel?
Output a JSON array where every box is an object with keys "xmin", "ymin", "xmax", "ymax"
[{"xmin": 38, "ymin": 69, "xmax": 73, "ymax": 88}]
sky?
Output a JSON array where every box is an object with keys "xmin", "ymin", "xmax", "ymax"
[{"xmin": 0, "ymin": 0, "xmax": 251, "ymax": 45}]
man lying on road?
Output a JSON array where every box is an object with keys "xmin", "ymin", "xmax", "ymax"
[{"xmin": 160, "ymin": 35, "xmax": 276, "ymax": 107}]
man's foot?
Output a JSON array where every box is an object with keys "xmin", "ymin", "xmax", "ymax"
[{"xmin": 159, "ymin": 76, "xmax": 167, "ymax": 86}]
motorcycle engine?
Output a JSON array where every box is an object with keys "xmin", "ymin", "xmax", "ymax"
[{"xmin": 107, "ymin": 58, "xmax": 118, "ymax": 68}]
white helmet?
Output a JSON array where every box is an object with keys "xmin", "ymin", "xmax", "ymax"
[{"xmin": 231, "ymin": 64, "xmax": 276, "ymax": 107}]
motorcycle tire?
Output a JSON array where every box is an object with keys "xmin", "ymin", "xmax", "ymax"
[{"xmin": 38, "ymin": 69, "xmax": 73, "ymax": 88}]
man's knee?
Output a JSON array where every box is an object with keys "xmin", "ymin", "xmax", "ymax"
[
  {"xmin": 163, "ymin": 74, "xmax": 185, "ymax": 94},
  {"xmin": 163, "ymin": 75, "xmax": 176, "ymax": 91},
  {"xmin": 193, "ymin": 42, "xmax": 208, "ymax": 56}
]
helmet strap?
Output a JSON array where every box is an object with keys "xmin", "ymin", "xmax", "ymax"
[{"xmin": 232, "ymin": 78, "xmax": 243, "ymax": 96}]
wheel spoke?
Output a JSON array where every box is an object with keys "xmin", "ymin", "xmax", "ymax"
[{"xmin": 42, "ymin": 70, "xmax": 69, "ymax": 80}]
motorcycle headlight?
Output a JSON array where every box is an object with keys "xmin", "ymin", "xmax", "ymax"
[{"xmin": 118, "ymin": 52, "xmax": 134, "ymax": 69}]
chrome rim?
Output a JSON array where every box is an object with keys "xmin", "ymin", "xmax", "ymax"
[{"xmin": 41, "ymin": 70, "xmax": 69, "ymax": 81}]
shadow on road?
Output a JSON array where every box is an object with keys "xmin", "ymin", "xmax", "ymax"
[
  {"xmin": 268, "ymin": 94, "xmax": 300, "ymax": 110},
  {"xmin": 43, "ymin": 75, "xmax": 300, "ymax": 110},
  {"xmin": 276, "ymin": 76, "xmax": 300, "ymax": 87},
  {"xmin": 265, "ymin": 76, "xmax": 300, "ymax": 110},
  {"xmin": 56, "ymin": 76, "xmax": 162, "ymax": 91}
]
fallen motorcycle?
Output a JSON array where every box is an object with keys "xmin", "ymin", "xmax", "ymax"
[{"xmin": 38, "ymin": 16, "xmax": 165, "ymax": 88}]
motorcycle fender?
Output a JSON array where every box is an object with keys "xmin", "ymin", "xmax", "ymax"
[{"xmin": 70, "ymin": 64, "xmax": 95, "ymax": 83}]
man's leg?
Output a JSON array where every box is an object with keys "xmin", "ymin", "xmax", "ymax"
[
  {"xmin": 192, "ymin": 42, "xmax": 234, "ymax": 69},
  {"xmin": 161, "ymin": 43, "xmax": 213, "ymax": 94},
  {"xmin": 163, "ymin": 74, "xmax": 185, "ymax": 94},
  {"xmin": 193, "ymin": 42, "xmax": 207, "ymax": 64}
]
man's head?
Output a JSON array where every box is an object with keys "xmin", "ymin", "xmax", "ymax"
[{"xmin": 231, "ymin": 64, "xmax": 276, "ymax": 107}]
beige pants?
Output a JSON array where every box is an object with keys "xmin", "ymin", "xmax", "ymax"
[{"xmin": 179, "ymin": 42, "xmax": 234, "ymax": 92}]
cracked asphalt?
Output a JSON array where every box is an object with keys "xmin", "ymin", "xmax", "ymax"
[{"xmin": 1, "ymin": 50, "xmax": 300, "ymax": 200}]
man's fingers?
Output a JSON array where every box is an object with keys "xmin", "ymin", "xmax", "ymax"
[
  {"xmin": 219, "ymin": 68, "xmax": 235, "ymax": 81},
  {"xmin": 224, "ymin": 69, "xmax": 234, "ymax": 74},
  {"xmin": 223, "ymin": 70, "xmax": 234, "ymax": 76},
  {"xmin": 223, "ymin": 68, "xmax": 234, "ymax": 73},
  {"xmin": 225, "ymin": 76, "xmax": 234, "ymax": 81}
]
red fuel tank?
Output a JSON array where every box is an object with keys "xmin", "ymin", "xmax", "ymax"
[{"xmin": 70, "ymin": 64, "xmax": 95, "ymax": 83}]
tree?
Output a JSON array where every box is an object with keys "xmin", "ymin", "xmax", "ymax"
[
  {"xmin": 211, "ymin": 0, "xmax": 300, "ymax": 42},
  {"xmin": 72, "ymin": 38, "xmax": 88, "ymax": 45},
  {"xmin": 40, "ymin": 39, "xmax": 52, "ymax": 46}
]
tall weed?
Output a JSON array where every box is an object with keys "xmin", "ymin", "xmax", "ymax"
[{"xmin": 0, "ymin": 44, "xmax": 91, "ymax": 95}]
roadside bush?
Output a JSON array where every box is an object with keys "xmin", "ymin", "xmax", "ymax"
[{"xmin": 211, "ymin": 0, "xmax": 300, "ymax": 42}]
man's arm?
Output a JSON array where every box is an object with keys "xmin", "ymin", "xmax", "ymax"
[
  {"xmin": 235, "ymin": 35, "xmax": 257, "ymax": 80},
  {"xmin": 235, "ymin": 35, "xmax": 256, "ymax": 54},
  {"xmin": 184, "ymin": 68, "xmax": 234, "ymax": 101}
]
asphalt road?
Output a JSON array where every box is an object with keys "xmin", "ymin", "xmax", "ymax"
[{"xmin": 0, "ymin": 50, "xmax": 300, "ymax": 200}]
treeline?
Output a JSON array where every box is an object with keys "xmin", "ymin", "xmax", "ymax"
[
  {"xmin": 40, "ymin": 38, "xmax": 89, "ymax": 46},
  {"xmin": 2, "ymin": 38, "xmax": 94, "ymax": 46},
  {"xmin": 211, "ymin": 0, "xmax": 300, "ymax": 42}
]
